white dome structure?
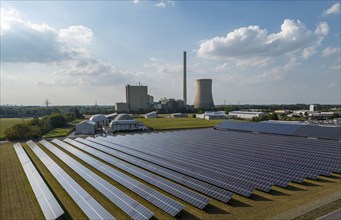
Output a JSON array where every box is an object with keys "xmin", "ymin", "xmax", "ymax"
[
  {"xmin": 89, "ymin": 114, "xmax": 109, "ymax": 130},
  {"xmin": 115, "ymin": 113, "xmax": 133, "ymax": 121}
]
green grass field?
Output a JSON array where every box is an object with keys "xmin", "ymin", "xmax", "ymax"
[
  {"xmin": 1, "ymin": 141, "xmax": 340, "ymax": 220},
  {"xmin": 136, "ymin": 117, "xmax": 225, "ymax": 130},
  {"xmin": 0, "ymin": 118, "xmax": 30, "ymax": 140},
  {"xmin": 42, "ymin": 126, "xmax": 75, "ymax": 138}
]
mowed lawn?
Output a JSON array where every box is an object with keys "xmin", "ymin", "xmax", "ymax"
[
  {"xmin": 1, "ymin": 140, "xmax": 340, "ymax": 220},
  {"xmin": 136, "ymin": 117, "xmax": 225, "ymax": 130},
  {"xmin": 0, "ymin": 118, "xmax": 30, "ymax": 140}
]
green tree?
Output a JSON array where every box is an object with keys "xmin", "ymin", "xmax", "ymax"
[
  {"xmin": 64, "ymin": 113, "xmax": 75, "ymax": 122},
  {"xmin": 269, "ymin": 113, "xmax": 279, "ymax": 120},
  {"xmin": 49, "ymin": 114, "xmax": 67, "ymax": 128},
  {"xmin": 29, "ymin": 117, "xmax": 40, "ymax": 126},
  {"xmin": 4, "ymin": 123, "xmax": 41, "ymax": 140}
]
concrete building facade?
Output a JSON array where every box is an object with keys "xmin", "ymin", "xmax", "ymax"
[
  {"xmin": 115, "ymin": 103, "xmax": 129, "ymax": 112},
  {"xmin": 126, "ymin": 85, "xmax": 148, "ymax": 110}
]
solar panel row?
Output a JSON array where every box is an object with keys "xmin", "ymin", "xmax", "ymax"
[
  {"xmin": 94, "ymin": 128, "xmax": 340, "ymax": 197},
  {"xmin": 76, "ymin": 137, "xmax": 232, "ymax": 203},
  {"xmin": 129, "ymin": 131, "xmax": 334, "ymax": 179},
  {"xmin": 96, "ymin": 136, "xmax": 255, "ymax": 196},
  {"xmin": 40, "ymin": 139, "xmax": 153, "ymax": 220},
  {"xmin": 13, "ymin": 143, "xmax": 64, "ymax": 220},
  {"xmin": 50, "ymin": 139, "xmax": 183, "ymax": 217},
  {"xmin": 63, "ymin": 138, "xmax": 210, "ymax": 209},
  {"xmin": 26, "ymin": 140, "xmax": 115, "ymax": 220},
  {"xmin": 215, "ymin": 121, "xmax": 341, "ymax": 140}
]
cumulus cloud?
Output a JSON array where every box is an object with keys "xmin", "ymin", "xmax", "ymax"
[
  {"xmin": 38, "ymin": 57, "xmax": 130, "ymax": 87},
  {"xmin": 155, "ymin": 0, "xmax": 175, "ymax": 8},
  {"xmin": 322, "ymin": 47, "xmax": 340, "ymax": 57},
  {"xmin": 197, "ymin": 19, "xmax": 329, "ymax": 66},
  {"xmin": 1, "ymin": 7, "xmax": 93, "ymax": 62},
  {"xmin": 322, "ymin": 3, "xmax": 340, "ymax": 16}
]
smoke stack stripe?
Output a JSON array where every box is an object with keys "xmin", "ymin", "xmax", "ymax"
[{"xmin": 183, "ymin": 51, "xmax": 187, "ymax": 105}]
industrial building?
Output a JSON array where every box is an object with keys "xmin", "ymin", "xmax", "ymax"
[
  {"xmin": 196, "ymin": 111, "xmax": 227, "ymax": 120},
  {"xmin": 126, "ymin": 84, "xmax": 149, "ymax": 110},
  {"xmin": 145, "ymin": 111, "xmax": 157, "ymax": 118},
  {"xmin": 193, "ymin": 79, "xmax": 215, "ymax": 109},
  {"xmin": 75, "ymin": 120, "xmax": 96, "ymax": 135},
  {"xmin": 115, "ymin": 102, "xmax": 129, "ymax": 113},
  {"xmin": 228, "ymin": 111, "xmax": 268, "ymax": 119}
]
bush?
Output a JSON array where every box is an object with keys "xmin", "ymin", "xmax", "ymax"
[
  {"xmin": 4, "ymin": 123, "xmax": 41, "ymax": 140},
  {"xmin": 64, "ymin": 113, "xmax": 75, "ymax": 122},
  {"xmin": 49, "ymin": 114, "xmax": 67, "ymax": 128}
]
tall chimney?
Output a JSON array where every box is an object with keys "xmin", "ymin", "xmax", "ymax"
[{"xmin": 183, "ymin": 51, "xmax": 187, "ymax": 105}]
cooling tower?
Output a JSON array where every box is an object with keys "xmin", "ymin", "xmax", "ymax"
[{"xmin": 194, "ymin": 79, "xmax": 214, "ymax": 109}]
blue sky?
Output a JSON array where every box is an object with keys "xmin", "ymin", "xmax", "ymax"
[{"xmin": 1, "ymin": 1, "xmax": 340, "ymax": 105}]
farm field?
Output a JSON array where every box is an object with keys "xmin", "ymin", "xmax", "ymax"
[
  {"xmin": 1, "ymin": 140, "xmax": 340, "ymax": 220},
  {"xmin": 136, "ymin": 117, "xmax": 225, "ymax": 130},
  {"xmin": 0, "ymin": 118, "xmax": 30, "ymax": 140}
]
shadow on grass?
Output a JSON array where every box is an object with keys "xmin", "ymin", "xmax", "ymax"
[
  {"xmin": 204, "ymin": 204, "xmax": 229, "ymax": 214},
  {"xmin": 177, "ymin": 210, "xmax": 201, "ymax": 220},
  {"xmin": 313, "ymin": 177, "xmax": 335, "ymax": 183},
  {"xmin": 228, "ymin": 198, "xmax": 252, "ymax": 207},
  {"xmin": 301, "ymin": 180, "xmax": 321, "ymax": 186},
  {"xmin": 249, "ymin": 193, "xmax": 272, "ymax": 202},
  {"xmin": 268, "ymin": 189, "xmax": 290, "ymax": 196},
  {"xmin": 284, "ymin": 184, "xmax": 307, "ymax": 191},
  {"xmin": 327, "ymin": 174, "xmax": 341, "ymax": 179}
]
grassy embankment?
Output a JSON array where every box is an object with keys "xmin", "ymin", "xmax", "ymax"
[{"xmin": 136, "ymin": 117, "xmax": 225, "ymax": 130}]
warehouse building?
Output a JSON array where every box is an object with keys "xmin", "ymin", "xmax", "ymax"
[
  {"xmin": 228, "ymin": 111, "xmax": 268, "ymax": 119},
  {"xmin": 75, "ymin": 120, "xmax": 96, "ymax": 135}
]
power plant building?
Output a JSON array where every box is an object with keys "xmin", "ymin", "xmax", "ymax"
[
  {"xmin": 194, "ymin": 79, "xmax": 215, "ymax": 109},
  {"xmin": 126, "ymin": 85, "xmax": 149, "ymax": 111}
]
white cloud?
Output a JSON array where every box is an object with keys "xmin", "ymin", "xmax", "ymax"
[
  {"xmin": 322, "ymin": 3, "xmax": 340, "ymax": 16},
  {"xmin": 197, "ymin": 19, "xmax": 329, "ymax": 66},
  {"xmin": 133, "ymin": 0, "xmax": 140, "ymax": 4},
  {"xmin": 38, "ymin": 57, "xmax": 130, "ymax": 87},
  {"xmin": 322, "ymin": 47, "xmax": 340, "ymax": 57},
  {"xmin": 252, "ymin": 58, "xmax": 298, "ymax": 83},
  {"xmin": 1, "ymin": 7, "xmax": 93, "ymax": 62},
  {"xmin": 155, "ymin": 0, "xmax": 175, "ymax": 8},
  {"xmin": 302, "ymin": 47, "xmax": 316, "ymax": 59},
  {"xmin": 327, "ymin": 82, "xmax": 339, "ymax": 88}
]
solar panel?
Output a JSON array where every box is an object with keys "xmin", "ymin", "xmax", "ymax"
[
  {"xmin": 50, "ymin": 139, "xmax": 183, "ymax": 217},
  {"xmin": 40, "ymin": 139, "xmax": 153, "ymax": 220},
  {"xmin": 26, "ymin": 140, "xmax": 115, "ymax": 220},
  {"xmin": 13, "ymin": 143, "xmax": 64, "ymax": 220},
  {"xmin": 215, "ymin": 120, "xmax": 341, "ymax": 140},
  {"xmin": 75, "ymin": 137, "xmax": 232, "ymax": 203},
  {"xmin": 97, "ymin": 128, "xmax": 340, "ymax": 193},
  {"xmin": 63, "ymin": 138, "xmax": 210, "ymax": 209},
  {"xmin": 94, "ymin": 136, "xmax": 255, "ymax": 196}
]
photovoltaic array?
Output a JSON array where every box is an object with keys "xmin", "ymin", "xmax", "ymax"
[
  {"xmin": 50, "ymin": 139, "xmax": 183, "ymax": 217},
  {"xmin": 14, "ymin": 124, "xmax": 340, "ymax": 219},
  {"xmin": 13, "ymin": 143, "xmax": 64, "ymax": 220},
  {"xmin": 40, "ymin": 139, "xmax": 154, "ymax": 220},
  {"xmin": 64, "ymin": 138, "xmax": 210, "ymax": 209},
  {"xmin": 26, "ymin": 140, "xmax": 115, "ymax": 220},
  {"xmin": 215, "ymin": 120, "xmax": 341, "ymax": 140},
  {"xmin": 89, "ymin": 128, "xmax": 340, "ymax": 197}
]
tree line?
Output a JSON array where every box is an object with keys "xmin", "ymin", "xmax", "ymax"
[{"xmin": 4, "ymin": 110, "xmax": 84, "ymax": 141}]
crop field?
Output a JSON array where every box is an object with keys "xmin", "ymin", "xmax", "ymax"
[
  {"xmin": 0, "ymin": 118, "xmax": 30, "ymax": 140},
  {"xmin": 136, "ymin": 117, "xmax": 225, "ymax": 130},
  {"xmin": 1, "ymin": 139, "xmax": 340, "ymax": 220}
]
